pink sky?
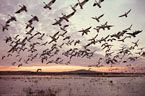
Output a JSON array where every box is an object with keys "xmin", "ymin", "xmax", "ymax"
[{"xmin": 0, "ymin": 0, "xmax": 145, "ymax": 73}]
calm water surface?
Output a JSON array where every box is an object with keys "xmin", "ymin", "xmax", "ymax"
[{"xmin": 0, "ymin": 75, "xmax": 145, "ymax": 96}]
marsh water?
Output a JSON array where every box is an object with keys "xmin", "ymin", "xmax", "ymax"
[{"xmin": 0, "ymin": 75, "xmax": 145, "ymax": 96}]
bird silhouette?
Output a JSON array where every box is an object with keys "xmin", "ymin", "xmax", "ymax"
[
  {"xmin": 18, "ymin": 63, "xmax": 22, "ymax": 67},
  {"xmin": 41, "ymin": 41, "xmax": 48, "ymax": 46},
  {"xmin": 92, "ymin": 14, "xmax": 104, "ymax": 22},
  {"xmin": 59, "ymin": 43, "xmax": 64, "ymax": 48},
  {"xmin": 25, "ymin": 23, "xmax": 33, "ymax": 29},
  {"xmin": 37, "ymin": 68, "xmax": 42, "ymax": 72},
  {"xmin": 43, "ymin": 0, "xmax": 56, "ymax": 10},
  {"xmin": 93, "ymin": 0, "xmax": 104, "ymax": 8},
  {"xmin": 11, "ymin": 62, "xmax": 16, "ymax": 65},
  {"xmin": 74, "ymin": 40, "xmax": 80, "ymax": 46},
  {"xmin": 70, "ymin": 5, "xmax": 77, "ymax": 12},
  {"xmin": 78, "ymin": 26, "xmax": 91, "ymax": 36},
  {"xmin": 124, "ymin": 24, "xmax": 132, "ymax": 31},
  {"xmin": 126, "ymin": 30, "xmax": 142, "ymax": 37},
  {"xmin": 14, "ymin": 35, "xmax": 19, "ymax": 40},
  {"xmin": 26, "ymin": 27, "xmax": 34, "ymax": 35},
  {"xmin": 131, "ymin": 39, "xmax": 139, "ymax": 47},
  {"xmin": 60, "ymin": 25, "xmax": 69, "ymax": 31},
  {"xmin": 61, "ymin": 11, "xmax": 76, "ymax": 22},
  {"xmin": 1, "ymin": 56, "xmax": 6, "ymax": 60},
  {"xmin": 1, "ymin": 23, "xmax": 9, "ymax": 32},
  {"xmin": 49, "ymin": 35, "xmax": 59, "ymax": 44},
  {"xmin": 63, "ymin": 36, "xmax": 71, "ymax": 40},
  {"xmin": 15, "ymin": 5, "xmax": 27, "ymax": 14},
  {"xmin": 88, "ymin": 34, "xmax": 98, "ymax": 42},
  {"xmin": 4, "ymin": 36, "xmax": 12, "ymax": 43},
  {"xmin": 6, "ymin": 15, "xmax": 17, "ymax": 24},
  {"xmin": 28, "ymin": 15, "xmax": 39, "ymax": 24},
  {"xmin": 52, "ymin": 18, "xmax": 62, "ymax": 26},
  {"xmin": 77, "ymin": 0, "xmax": 89, "ymax": 9},
  {"xmin": 141, "ymin": 52, "xmax": 145, "ymax": 57},
  {"xmin": 7, "ymin": 54, "xmax": 12, "ymax": 57},
  {"xmin": 119, "ymin": 9, "xmax": 131, "ymax": 18},
  {"xmin": 37, "ymin": 33, "xmax": 45, "ymax": 40}
]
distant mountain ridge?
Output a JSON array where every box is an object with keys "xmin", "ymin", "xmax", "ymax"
[
  {"xmin": 0, "ymin": 70, "xmax": 145, "ymax": 77},
  {"xmin": 0, "ymin": 69, "xmax": 100, "ymax": 75},
  {"xmin": 65, "ymin": 69, "xmax": 100, "ymax": 73}
]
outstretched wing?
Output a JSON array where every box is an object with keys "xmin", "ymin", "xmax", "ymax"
[
  {"xmin": 126, "ymin": 32, "xmax": 133, "ymax": 36},
  {"xmin": 15, "ymin": 9, "xmax": 22, "ymax": 13},
  {"xmin": 81, "ymin": 0, "xmax": 89, "ymax": 5},
  {"xmin": 78, "ymin": 29, "xmax": 84, "ymax": 32},
  {"xmin": 48, "ymin": 0, "xmax": 56, "ymax": 5},
  {"xmin": 86, "ymin": 26, "xmax": 92, "ymax": 30},
  {"xmin": 98, "ymin": 14, "xmax": 104, "ymax": 19},
  {"xmin": 134, "ymin": 30, "xmax": 142, "ymax": 35},
  {"xmin": 119, "ymin": 14, "xmax": 125, "ymax": 17},
  {"xmin": 126, "ymin": 9, "xmax": 131, "ymax": 14}
]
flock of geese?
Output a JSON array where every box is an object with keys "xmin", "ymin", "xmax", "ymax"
[{"xmin": 1, "ymin": 0, "xmax": 145, "ymax": 72}]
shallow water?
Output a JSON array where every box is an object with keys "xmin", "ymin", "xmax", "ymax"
[{"xmin": 0, "ymin": 75, "xmax": 145, "ymax": 96}]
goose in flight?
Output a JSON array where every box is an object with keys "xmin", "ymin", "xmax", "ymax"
[
  {"xmin": 141, "ymin": 52, "xmax": 145, "ymax": 57},
  {"xmin": 105, "ymin": 24, "xmax": 114, "ymax": 30},
  {"xmin": 25, "ymin": 23, "xmax": 33, "ymax": 29},
  {"xmin": 78, "ymin": 26, "xmax": 91, "ymax": 36},
  {"xmin": 18, "ymin": 63, "xmax": 22, "ymax": 67},
  {"xmin": 93, "ymin": 26, "xmax": 101, "ymax": 33},
  {"xmin": 92, "ymin": 14, "xmax": 104, "ymax": 22},
  {"xmin": 1, "ymin": 23, "xmax": 9, "ymax": 32},
  {"xmin": 101, "ymin": 22, "xmax": 113, "ymax": 30},
  {"xmin": 43, "ymin": 0, "xmax": 56, "ymax": 10},
  {"xmin": 14, "ymin": 35, "xmax": 19, "ymax": 40},
  {"xmin": 1, "ymin": 56, "xmax": 6, "ymax": 60},
  {"xmin": 52, "ymin": 18, "xmax": 63, "ymax": 26},
  {"xmin": 5, "ymin": 36, "xmax": 12, "ymax": 43},
  {"xmin": 126, "ymin": 30, "xmax": 142, "ymax": 37},
  {"xmin": 59, "ymin": 43, "xmax": 64, "ymax": 48},
  {"xmin": 63, "ymin": 36, "xmax": 71, "ymax": 40},
  {"xmin": 49, "ymin": 34, "xmax": 59, "ymax": 44},
  {"xmin": 124, "ymin": 24, "xmax": 132, "ymax": 31},
  {"xmin": 12, "ymin": 62, "xmax": 16, "ymax": 65},
  {"xmin": 88, "ymin": 68, "xmax": 92, "ymax": 71},
  {"xmin": 77, "ymin": 0, "xmax": 89, "ymax": 9},
  {"xmin": 7, "ymin": 54, "xmax": 12, "ymax": 57},
  {"xmin": 41, "ymin": 41, "xmax": 48, "ymax": 46},
  {"xmin": 60, "ymin": 25, "xmax": 69, "ymax": 31},
  {"xmin": 74, "ymin": 40, "xmax": 80, "ymax": 46},
  {"xmin": 70, "ymin": 5, "xmax": 77, "ymax": 12},
  {"xmin": 33, "ymin": 31, "xmax": 41, "ymax": 37},
  {"xmin": 61, "ymin": 11, "xmax": 76, "ymax": 22},
  {"xmin": 88, "ymin": 34, "xmax": 98, "ymax": 42},
  {"xmin": 93, "ymin": 0, "xmax": 104, "ymax": 8},
  {"xmin": 132, "ymin": 39, "xmax": 139, "ymax": 47},
  {"xmin": 28, "ymin": 15, "xmax": 39, "ymax": 24},
  {"xmin": 118, "ymin": 36, "xmax": 131, "ymax": 42},
  {"xmin": 26, "ymin": 27, "xmax": 34, "ymax": 35},
  {"xmin": 96, "ymin": 22, "xmax": 108, "ymax": 30},
  {"xmin": 59, "ymin": 31, "xmax": 67, "ymax": 37},
  {"xmin": 119, "ymin": 9, "xmax": 131, "ymax": 18},
  {"xmin": 6, "ymin": 15, "xmax": 17, "ymax": 24},
  {"xmin": 15, "ymin": 5, "xmax": 27, "ymax": 14},
  {"xmin": 53, "ymin": 31, "xmax": 60, "ymax": 37},
  {"xmin": 37, "ymin": 33, "xmax": 45, "ymax": 40},
  {"xmin": 37, "ymin": 68, "xmax": 42, "ymax": 72}
]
